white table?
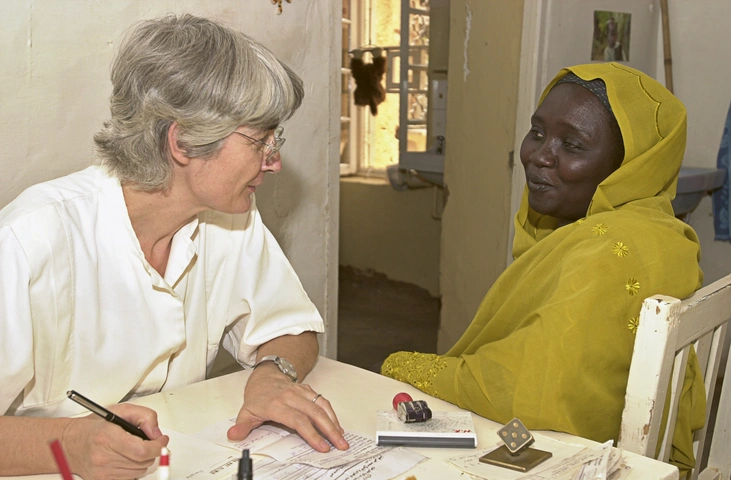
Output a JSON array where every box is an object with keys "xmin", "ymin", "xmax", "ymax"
[{"xmin": 3, "ymin": 356, "xmax": 679, "ymax": 479}]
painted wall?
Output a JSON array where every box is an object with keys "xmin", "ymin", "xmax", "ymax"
[
  {"xmin": 437, "ymin": 1, "xmax": 525, "ymax": 352},
  {"xmin": 0, "ymin": 1, "xmax": 340, "ymax": 357},
  {"xmin": 339, "ymin": 178, "xmax": 441, "ymax": 296},
  {"xmin": 666, "ymin": 0, "xmax": 731, "ymax": 285},
  {"xmin": 666, "ymin": 0, "xmax": 731, "ymax": 366}
]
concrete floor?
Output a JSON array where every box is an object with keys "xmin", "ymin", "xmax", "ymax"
[{"xmin": 336, "ymin": 266, "xmax": 440, "ymax": 371}]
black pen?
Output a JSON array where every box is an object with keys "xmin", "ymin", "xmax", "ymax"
[
  {"xmin": 237, "ymin": 449, "xmax": 253, "ymax": 480},
  {"xmin": 66, "ymin": 390, "xmax": 150, "ymax": 440}
]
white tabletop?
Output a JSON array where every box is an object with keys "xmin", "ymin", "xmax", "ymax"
[{"xmin": 3, "ymin": 356, "xmax": 679, "ymax": 479}]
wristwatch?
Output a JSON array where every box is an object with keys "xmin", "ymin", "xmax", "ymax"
[{"xmin": 253, "ymin": 355, "xmax": 298, "ymax": 382}]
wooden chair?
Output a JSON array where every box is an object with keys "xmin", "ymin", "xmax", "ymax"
[{"xmin": 618, "ymin": 273, "xmax": 731, "ymax": 480}]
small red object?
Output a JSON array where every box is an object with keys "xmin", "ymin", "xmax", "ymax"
[
  {"xmin": 160, "ymin": 446, "xmax": 170, "ymax": 466},
  {"xmin": 392, "ymin": 392, "xmax": 413, "ymax": 410},
  {"xmin": 49, "ymin": 439, "xmax": 73, "ymax": 480}
]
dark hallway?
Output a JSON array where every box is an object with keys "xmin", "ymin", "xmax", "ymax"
[{"xmin": 337, "ymin": 266, "xmax": 440, "ymax": 371}]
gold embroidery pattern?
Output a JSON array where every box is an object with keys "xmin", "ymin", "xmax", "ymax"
[
  {"xmin": 625, "ymin": 278, "xmax": 640, "ymax": 296},
  {"xmin": 574, "ymin": 218, "xmax": 586, "ymax": 226},
  {"xmin": 381, "ymin": 352, "xmax": 448, "ymax": 398},
  {"xmin": 628, "ymin": 317, "xmax": 639, "ymax": 334},
  {"xmin": 612, "ymin": 242, "xmax": 629, "ymax": 257},
  {"xmin": 592, "ymin": 223, "xmax": 608, "ymax": 235}
]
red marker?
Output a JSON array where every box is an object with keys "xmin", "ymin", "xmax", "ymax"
[
  {"xmin": 158, "ymin": 447, "xmax": 170, "ymax": 480},
  {"xmin": 49, "ymin": 439, "xmax": 73, "ymax": 480},
  {"xmin": 392, "ymin": 392, "xmax": 413, "ymax": 410}
]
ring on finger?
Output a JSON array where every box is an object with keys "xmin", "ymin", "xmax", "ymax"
[{"xmin": 312, "ymin": 393, "xmax": 322, "ymax": 403}]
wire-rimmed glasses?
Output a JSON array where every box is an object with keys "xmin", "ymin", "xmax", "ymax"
[{"xmin": 232, "ymin": 126, "xmax": 285, "ymax": 165}]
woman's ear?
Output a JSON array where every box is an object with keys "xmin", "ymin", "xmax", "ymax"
[{"xmin": 167, "ymin": 122, "xmax": 191, "ymax": 166}]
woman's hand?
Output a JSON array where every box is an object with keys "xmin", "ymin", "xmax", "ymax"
[
  {"xmin": 227, "ymin": 364, "xmax": 349, "ymax": 452},
  {"xmin": 63, "ymin": 403, "xmax": 169, "ymax": 480}
]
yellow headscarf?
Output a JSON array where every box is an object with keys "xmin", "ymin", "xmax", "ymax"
[{"xmin": 514, "ymin": 62, "xmax": 688, "ymax": 256}]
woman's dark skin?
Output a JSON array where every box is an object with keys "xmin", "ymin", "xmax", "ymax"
[{"xmin": 520, "ymin": 82, "xmax": 625, "ymax": 227}]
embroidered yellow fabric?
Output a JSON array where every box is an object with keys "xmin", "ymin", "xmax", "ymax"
[
  {"xmin": 592, "ymin": 223, "xmax": 608, "ymax": 235},
  {"xmin": 625, "ymin": 278, "xmax": 640, "ymax": 296},
  {"xmin": 628, "ymin": 317, "xmax": 639, "ymax": 334},
  {"xmin": 381, "ymin": 352, "xmax": 448, "ymax": 398},
  {"xmin": 612, "ymin": 241, "xmax": 629, "ymax": 257}
]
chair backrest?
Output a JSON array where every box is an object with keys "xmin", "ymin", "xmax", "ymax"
[{"xmin": 618, "ymin": 273, "xmax": 731, "ymax": 480}]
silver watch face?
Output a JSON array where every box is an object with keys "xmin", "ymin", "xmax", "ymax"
[{"xmin": 276, "ymin": 357, "xmax": 298, "ymax": 382}]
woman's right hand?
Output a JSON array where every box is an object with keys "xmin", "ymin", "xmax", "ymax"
[{"xmin": 63, "ymin": 403, "xmax": 169, "ymax": 480}]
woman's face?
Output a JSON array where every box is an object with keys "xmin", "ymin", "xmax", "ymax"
[
  {"xmin": 184, "ymin": 127, "xmax": 281, "ymax": 214},
  {"xmin": 520, "ymin": 82, "xmax": 624, "ymax": 226}
]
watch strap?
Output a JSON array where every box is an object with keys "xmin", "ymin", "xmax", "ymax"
[{"xmin": 254, "ymin": 355, "xmax": 298, "ymax": 382}]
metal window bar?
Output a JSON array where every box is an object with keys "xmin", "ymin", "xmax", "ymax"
[
  {"xmin": 395, "ymin": 0, "xmax": 445, "ymax": 177},
  {"xmin": 339, "ymin": 0, "xmax": 362, "ymax": 176}
]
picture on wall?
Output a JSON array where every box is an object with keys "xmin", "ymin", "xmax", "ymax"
[{"xmin": 592, "ymin": 11, "xmax": 631, "ymax": 62}]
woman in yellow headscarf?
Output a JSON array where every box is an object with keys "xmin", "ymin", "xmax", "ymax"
[{"xmin": 382, "ymin": 63, "xmax": 705, "ymax": 471}]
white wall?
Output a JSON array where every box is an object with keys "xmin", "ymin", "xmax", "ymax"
[
  {"xmin": 0, "ymin": 1, "xmax": 340, "ymax": 357},
  {"xmin": 537, "ymin": 0, "xmax": 660, "ymax": 103},
  {"xmin": 667, "ymin": 0, "xmax": 731, "ymax": 285},
  {"xmin": 438, "ymin": 1, "xmax": 524, "ymax": 352},
  {"xmin": 339, "ymin": 178, "xmax": 441, "ymax": 297}
]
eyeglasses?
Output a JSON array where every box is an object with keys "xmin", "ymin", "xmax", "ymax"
[{"xmin": 232, "ymin": 126, "xmax": 285, "ymax": 165}]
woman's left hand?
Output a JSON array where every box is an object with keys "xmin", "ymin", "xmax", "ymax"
[{"xmin": 226, "ymin": 364, "xmax": 350, "ymax": 452}]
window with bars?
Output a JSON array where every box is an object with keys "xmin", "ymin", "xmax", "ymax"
[{"xmin": 340, "ymin": 0, "xmax": 436, "ymax": 178}]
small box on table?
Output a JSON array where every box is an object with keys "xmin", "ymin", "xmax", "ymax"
[{"xmin": 376, "ymin": 410, "xmax": 477, "ymax": 449}]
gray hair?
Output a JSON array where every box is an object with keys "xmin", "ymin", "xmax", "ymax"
[{"xmin": 94, "ymin": 14, "xmax": 304, "ymax": 190}]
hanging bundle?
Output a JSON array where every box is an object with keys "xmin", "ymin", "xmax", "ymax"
[{"xmin": 350, "ymin": 47, "xmax": 387, "ymax": 116}]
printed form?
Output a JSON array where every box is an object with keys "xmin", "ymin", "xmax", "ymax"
[
  {"xmin": 446, "ymin": 435, "xmax": 629, "ymax": 480},
  {"xmin": 142, "ymin": 418, "xmax": 426, "ymax": 479}
]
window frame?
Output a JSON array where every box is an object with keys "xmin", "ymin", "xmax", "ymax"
[
  {"xmin": 341, "ymin": 0, "xmax": 436, "ymax": 179},
  {"xmin": 340, "ymin": 0, "xmax": 366, "ymax": 177}
]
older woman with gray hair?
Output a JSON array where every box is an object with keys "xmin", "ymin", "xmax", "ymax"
[{"xmin": 0, "ymin": 14, "xmax": 347, "ymax": 478}]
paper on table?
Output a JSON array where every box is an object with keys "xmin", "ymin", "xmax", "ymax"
[
  {"xmin": 526, "ymin": 442, "xmax": 626, "ymax": 480},
  {"xmin": 570, "ymin": 441, "xmax": 616, "ymax": 480},
  {"xmin": 197, "ymin": 418, "xmax": 395, "ymax": 469},
  {"xmin": 256, "ymin": 431, "xmax": 392, "ymax": 468},
  {"xmin": 532, "ymin": 448, "xmax": 625, "ymax": 480},
  {"xmin": 195, "ymin": 417, "xmax": 290, "ymax": 451},
  {"xmin": 252, "ymin": 447, "xmax": 427, "ymax": 480},
  {"xmin": 446, "ymin": 433, "xmax": 587, "ymax": 480},
  {"xmin": 141, "ymin": 429, "xmax": 241, "ymax": 479},
  {"xmin": 147, "ymin": 427, "xmax": 426, "ymax": 480},
  {"xmin": 447, "ymin": 434, "xmax": 631, "ymax": 480},
  {"xmin": 192, "ymin": 419, "xmax": 428, "ymax": 479},
  {"xmin": 195, "ymin": 416, "xmax": 390, "ymax": 469},
  {"xmin": 607, "ymin": 462, "xmax": 633, "ymax": 480}
]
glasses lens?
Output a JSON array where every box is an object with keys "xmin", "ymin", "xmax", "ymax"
[{"xmin": 264, "ymin": 128, "xmax": 285, "ymax": 164}]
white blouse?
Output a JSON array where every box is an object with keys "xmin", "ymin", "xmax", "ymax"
[{"xmin": 0, "ymin": 166, "xmax": 323, "ymax": 417}]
